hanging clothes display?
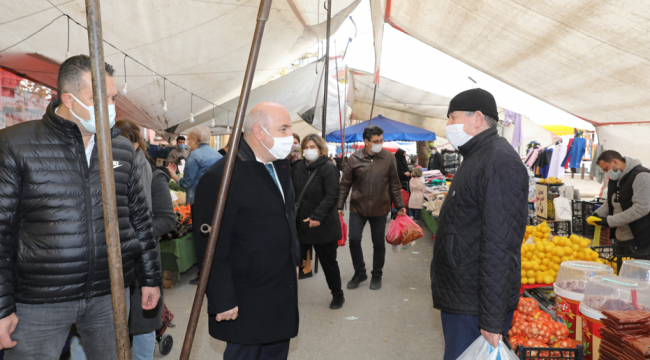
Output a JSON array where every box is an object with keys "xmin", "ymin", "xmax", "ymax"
[
  {"xmin": 562, "ymin": 137, "xmax": 586, "ymax": 169},
  {"xmin": 525, "ymin": 146, "xmax": 543, "ymax": 168},
  {"xmin": 590, "ymin": 145, "xmax": 605, "ymax": 182},
  {"xmin": 547, "ymin": 144, "xmax": 567, "ymax": 179},
  {"xmin": 562, "ymin": 138, "xmax": 574, "ymax": 169}
]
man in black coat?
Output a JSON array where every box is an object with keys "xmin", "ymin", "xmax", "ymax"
[
  {"xmin": 431, "ymin": 89, "xmax": 528, "ymax": 360},
  {"xmin": 193, "ymin": 102, "xmax": 300, "ymax": 360}
]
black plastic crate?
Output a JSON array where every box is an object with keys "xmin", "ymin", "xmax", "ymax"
[
  {"xmin": 581, "ymin": 199, "xmax": 604, "ymax": 217},
  {"xmin": 583, "ymin": 223, "xmax": 595, "ymax": 239},
  {"xmin": 571, "ymin": 200, "xmax": 584, "ymax": 218},
  {"xmin": 593, "ymin": 245, "xmax": 615, "ymax": 260},
  {"xmin": 549, "ymin": 221, "xmax": 572, "ymax": 237},
  {"xmin": 516, "ymin": 346, "xmax": 581, "ymax": 360},
  {"xmin": 572, "ymin": 219, "xmax": 583, "ymax": 236}
]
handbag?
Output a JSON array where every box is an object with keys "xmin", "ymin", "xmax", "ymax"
[{"xmin": 294, "ymin": 167, "xmax": 319, "ymax": 218}]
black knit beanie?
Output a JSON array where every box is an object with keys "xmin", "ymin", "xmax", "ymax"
[{"xmin": 447, "ymin": 88, "xmax": 499, "ymax": 121}]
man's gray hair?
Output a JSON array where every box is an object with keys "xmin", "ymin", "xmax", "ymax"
[
  {"xmin": 243, "ymin": 109, "xmax": 271, "ymax": 136},
  {"xmin": 465, "ymin": 111, "xmax": 498, "ymax": 129},
  {"xmin": 188, "ymin": 126, "xmax": 211, "ymax": 144}
]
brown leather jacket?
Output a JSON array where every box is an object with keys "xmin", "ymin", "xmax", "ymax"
[{"xmin": 337, "ymin": 148, "xmax": 405, "ymax": 217}]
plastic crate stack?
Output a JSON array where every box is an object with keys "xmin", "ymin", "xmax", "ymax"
[
  {"xmin": 570, "ymin": 199, "xmax": 605, "ymax": 238},
  {"xmin": 529, "ymin": 218, "xmax": 572, "ymax": 237}
]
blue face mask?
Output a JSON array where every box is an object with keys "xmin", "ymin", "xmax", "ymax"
[
  {"xmin": 178, "ymin": 144, "xmax": 186, "ymax": 150},
  {"xmin": 68, "ymin": 93, "xmax": 116, "ymax": 134}
]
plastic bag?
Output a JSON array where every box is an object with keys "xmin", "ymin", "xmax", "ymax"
[
  {"xmin": 392, "ymin": 240, "xmax": 416, "ymax": 253},
  {"xmin": 456, "ymin": 337, "xmax": 518, "ymax": 360},
  {"xmin": 553, "ymin": 197, "xmax": 572, "ymax": 221},
  {"xmin": 338, "ymin": 214, "xmax": 347, "ymax": 247},
  {"xmin": 385, "ymin": 215, "xmax": 424, "ymax": 246}
]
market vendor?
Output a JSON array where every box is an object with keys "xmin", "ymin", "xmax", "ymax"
[
  {"xmin": 430, "ymin": 88, "xmax": 529, "ymax": 360},
  {"xmin": 167, "ymin": 135, "xmax": 190, "ymax": 166},
  {"xmin": 594, "ymin": 150, "xmax": 650, "ymax": 256}
]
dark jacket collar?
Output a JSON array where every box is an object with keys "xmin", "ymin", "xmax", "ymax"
[
  {"xmin": 458, "ymin": 128, "xmax": 499, "ymax": 158},
  {"xmin": 353, "ymin": 147, "xmax": 386, "ymax": 160},
  {"xmin": 236, "ymin": 137, "xmax": 257, "ymax": 162},
  {"xmin": 43, "ymin": 99, "xmax": 122, "ymax": 142},
  {"xmin": 304, "ymin": 156, "xmax": 329, "ymax": 170}
]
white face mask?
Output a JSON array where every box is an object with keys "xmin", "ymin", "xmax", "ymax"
[
  {"xmin": 445, "ymin": 124, "xmax": 474, "ymax": 151},
  {"xmin": 68, "ymin": 93, "xmax": 116, "ymax": 134},
  {"xmin": 303, "ymin": 149, "xmax": 319, "ymax": 162},
  {"xmin": 607, "ymin": 167, "xmax": 622, "ymax": 181},
  {"xmin": 370, "ymin": 144, "xmax": 383, "ymax": 154},
  {"xmin": 260, "ymin": 126, "xmax": 294, "ymax": 160}
]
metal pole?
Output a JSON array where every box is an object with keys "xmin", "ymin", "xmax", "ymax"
[
  {"xmin": 321, "ymin": 0, "xmax": 332, "ymax": 138},
  {"xmin": 179, "ymin": 0, "xmax": 273, "ymax": 358},
  {"xmin": 333, "ymin": 41, "xmax": 345, "ymax": 154},
  {"xmin": 368, "ymin": 84, "xmax": 377, "ymax": 125},
  {"xmin": 84, "ymin": 0, "xmax": 130, "ymax": 359}
]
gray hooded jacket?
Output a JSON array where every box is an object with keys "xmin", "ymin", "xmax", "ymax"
[{"xmin": 595, "ymin": 157, "xmax": 650, "ymax": 241}]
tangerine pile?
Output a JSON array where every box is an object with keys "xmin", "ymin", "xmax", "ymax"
[{"xmin": 521, "ymin": 222, "xmax": 602, "ymax": 285}]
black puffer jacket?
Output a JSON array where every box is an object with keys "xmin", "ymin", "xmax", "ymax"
[
  {"xmin": 0, "ymin": 100, "xmax": 162, "ymax": 319},
  {"xmin": 292, "ymin": 156, "xmax": 342, "ymax": 244},
  {"xmin": 430, "ymin": 128, "xmax": 528, "ymax": 334}
]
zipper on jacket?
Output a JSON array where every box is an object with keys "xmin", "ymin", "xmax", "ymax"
[{"xmin": 75, "ymin": 134, "xmax": 96, "ymax": 302}]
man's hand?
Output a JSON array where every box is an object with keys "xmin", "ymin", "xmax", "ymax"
[
  {"xmin": 398, "ymin": 207, "xmax": 407, "ymax": 216},
  {"xmin": 216, "ymin": 306, "xmax": 239, "ymax": 322},
  {"xmin": 141, "ymin": 286, "xmax": 161, "ymax": 310},
  {"xmin": 480, "ymin": 329, "xmax": 501, "ymax": 348},
  {"xmin": 594, "ymin": 217, "xmax": 609, "ymax": 227},
  {"xmin": 338, "ymin": 210, "xmax": 344, "ymax": 216},
  {"xmin": 0, "ymin": 313, "xmax": 18, "ymax": 350},
  {"xmin": 303, "ymin": 217, "xmax": 321, "ymax": 228},
  {"xmin": 405, "ymin": 172, "xmax": 411, "ymax": 177},
  {"xmin": 296, "ymin": 266, "xmax": 299, "ymax": 280}
]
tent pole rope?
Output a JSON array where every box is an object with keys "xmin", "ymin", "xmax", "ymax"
[
  {"xmin": 84, "ymin": 0, "xmax": 131, "ymax": 358},
  {"xmin": 321, "ymin": 0, "xmax": 332, "ymax": 138},
  {"xmin": 179, "ymin": 0, "xmax": 273, "ymax": 358},
  {"xmin": 368, "ymin": 84, "xmax": 377, "ymax": 125}
]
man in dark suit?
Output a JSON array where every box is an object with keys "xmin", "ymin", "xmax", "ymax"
[{"xmin": 193, "ymin": 102, "xmax": 300, "ymax": 360}]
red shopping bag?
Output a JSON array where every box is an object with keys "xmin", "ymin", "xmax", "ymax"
[
  {"xmin": 338, "ymin": 214, "xmax": 347, "ymax": 246},
  {"xmin": 385, "ymin": 215, "xmax": 424, "ymax": 246}
]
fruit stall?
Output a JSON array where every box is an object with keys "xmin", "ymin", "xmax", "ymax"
[
  {"xmin": 160, "ymin": 200, "xmax": 196, "ymax": 288},
  {"xmin": 510, "ymin": 215, "xmax": 650, "ymax": 360}
]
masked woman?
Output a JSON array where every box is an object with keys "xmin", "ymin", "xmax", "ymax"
[{"xmin": 291, "ymin": 134, "xmax": 344, "ymax": 309}]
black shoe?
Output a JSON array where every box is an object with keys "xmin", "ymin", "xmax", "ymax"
[
  {"xmin": 189, "ymin": 276, "xmax": 200, "ymax": 285},
  {"xmin": 299, "ymin": 271, "xmax": 313, "ymax": 279},
  {"xmin": 346, "ymin": 273, "xmax": 368, "ymax": 289},
  {"xmin": 330, "ymin": 295, "xmax": 345, "ymax": 310},
  {"xmin": 369, "ymin": 276, "xmax": 382, "ymax": 290}
]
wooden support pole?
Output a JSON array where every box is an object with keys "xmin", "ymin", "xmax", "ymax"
[
  {"xmin": 179, "ymin": 0, "xmax": 273, "ymax": 359},
  {"xmin": 84, "ymin": 0, "xmax": 130, "ymax": 359}
]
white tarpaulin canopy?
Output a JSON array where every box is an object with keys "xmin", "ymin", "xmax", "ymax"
[
  {"xmin": 171, "ymin": 60, "xmax": 344, "ymax": 135},
  {"xmin": 0, "ymin": 0, "xmax": 360, "ymax": 131},
  {"xmin": 597, "ymin": 125, "xmax": 650, "ymax": 166},
  {"xmin": 369, "ymin": 0, "xmax": 650, "ymax": 127},
  {"xmin": 349, "ymin": 69, "xmax": 555, "ymax": 152}
]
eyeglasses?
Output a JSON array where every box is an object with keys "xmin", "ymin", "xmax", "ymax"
[{"xmin": 368, "ymin": 139, "xmax": 383, "ymax": 145}]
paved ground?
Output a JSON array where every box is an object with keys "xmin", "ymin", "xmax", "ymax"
[
  {"xmin": 560, "ymin": 176, "xmax": 604, "ymax": 199},
  {"xmin": 156, "ymin": 210, "xmax": 443, "ymax": 360}
]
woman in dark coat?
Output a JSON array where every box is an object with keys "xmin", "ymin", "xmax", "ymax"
[
  {"xmin": 395, "ymin": 148, "xmax": 411, "ymax": 189},
  {"xmin": 292, "ymin": 134, "xmax": 344, "ymax": 309}
]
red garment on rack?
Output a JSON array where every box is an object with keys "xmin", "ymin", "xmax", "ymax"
[{"xmin": 564, "ymin": 138, "xmax": 574, "ymax": 169}]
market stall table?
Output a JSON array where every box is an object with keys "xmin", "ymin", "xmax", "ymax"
[
  {"xmin": 420, "ymin": 209, "xmax": 438, "ymax": 236},
  {"xmin": 160, "ymin": 232, "xmax": 197, "ymax": 288}
]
